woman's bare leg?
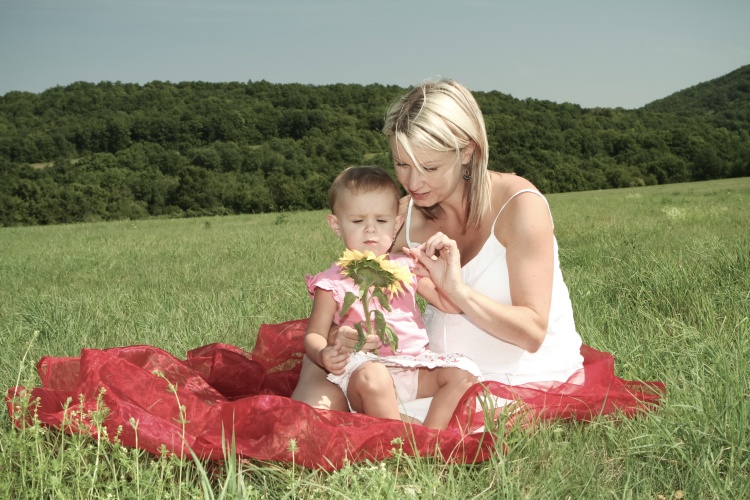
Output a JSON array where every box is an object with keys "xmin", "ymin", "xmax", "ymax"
[
  {"xmin": 346, "ymin": 362, "xmax": 402, "ymax": 420},
  {"xmin": 417, "ymin": 368, "xmax": 476, "ymax": 429},
  {"xmin": 290, "ymin": 355, "xmax": 348, "ymax": 411}
]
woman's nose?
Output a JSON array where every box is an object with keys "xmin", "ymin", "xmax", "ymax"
[{"xmin": 405, "ymin": 169, "xmax": 422, "ymax": 191}]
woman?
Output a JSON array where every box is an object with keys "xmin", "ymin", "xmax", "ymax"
[{"xmin": 292, "ymin": 79, "xmax": 586, "ymax": 418}]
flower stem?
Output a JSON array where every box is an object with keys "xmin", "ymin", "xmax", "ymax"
[{"xmin": 361, "ymin": 288, "xmax": 374, "ymax": 337}]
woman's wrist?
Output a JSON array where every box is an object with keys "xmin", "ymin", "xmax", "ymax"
[{"xmin": 446, "ymin": 283, "xmax": 472, "ymax": 310}]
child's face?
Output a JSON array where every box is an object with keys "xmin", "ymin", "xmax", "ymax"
[{"xmin": 327, "ymin": 188, "xmax": 403, "ymax": 255}]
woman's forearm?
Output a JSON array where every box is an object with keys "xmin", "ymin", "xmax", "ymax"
[{"xmin": 449, "ymin": 284, "xmax": 548, "ymax": 352}]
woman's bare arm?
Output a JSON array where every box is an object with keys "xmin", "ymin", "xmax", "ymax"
[{"xmin": 410, "ymin": 194, "xmax": 554, "ymax": 352}]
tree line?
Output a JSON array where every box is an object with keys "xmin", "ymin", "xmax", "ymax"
[{"xmin": 1, "ymin": 67, "xmax": 749, "ymax": 226}]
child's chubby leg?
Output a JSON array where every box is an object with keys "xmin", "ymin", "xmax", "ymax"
[
  {"xmin": 346, "ymin": 361, "xmax": 402, "ymax": 421},
  {"xmin": 417, "ymin": 368, "xmax": 478, "ymax": 430},
  {"xmin": 290, "ymin": 355, "xmax": 348, "ymax": 411}
]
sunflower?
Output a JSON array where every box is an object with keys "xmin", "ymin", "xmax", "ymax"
[
  {"xmin": 336, "ymin": 249, "xmax": 413, "ymax": 353},
  {"xmin": 337, "ymin": 249, "xmax": 413, "ymax": 297}
]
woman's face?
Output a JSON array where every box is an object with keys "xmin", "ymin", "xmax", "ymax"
[{"xmin": 389, "ymin": 136, "xmax": 468, "ymax": 208}]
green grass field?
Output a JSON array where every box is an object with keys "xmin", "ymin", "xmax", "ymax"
[{"xmin": 1, "ymin": 178, "xmax": 748, "ymax": 498}]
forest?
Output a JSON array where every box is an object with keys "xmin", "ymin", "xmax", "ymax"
[{"xmin": 1, "ymin": 65, "xmax": 748, "ymax": 226}]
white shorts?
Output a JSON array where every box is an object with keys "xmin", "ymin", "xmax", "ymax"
[{"xmin": 327, "ymin": 350, "xmax": 481, "ymax": 413}]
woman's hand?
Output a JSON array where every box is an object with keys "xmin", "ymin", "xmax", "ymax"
[
  {"xmin": 404, "ymin": 232, "xmax": 467, "ymax": 301},
  {"xmin": 328, "ymin": 324, "xmax": 380, "ymax": 354}
]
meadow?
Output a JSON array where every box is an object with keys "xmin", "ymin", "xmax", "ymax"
[{"xmin": 1, "ymin": 178, "xmax": 748, "ymax": 498}]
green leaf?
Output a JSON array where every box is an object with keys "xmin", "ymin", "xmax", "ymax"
[
  {"xmin": 373, "ymin": 310, "xmax": 387, "ymax": 340},
  {"xmin": 340, "ymin": 291, "xmax": 357, "ymax": 318},
  {"xmin": 353, "ymin": 322, "xmax": 366, "ymax": 352},
  {"xmin": 371, "ymin": 288, "xmax": 392, "ymax": 312},
  {"xmin": 384, "ymin": 325, "xmax": 398, "ymax": 352}
]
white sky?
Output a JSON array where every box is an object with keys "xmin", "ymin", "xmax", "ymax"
[{"xmin": 1, "ymin": 0, "xmax": 748, "ymax": 108}]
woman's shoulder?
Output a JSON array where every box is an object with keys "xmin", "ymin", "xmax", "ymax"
[
  {"xmin": 489, "ymin": 173, "xmax": 551, "ymax": 239},
  {"xmin": 490, "ymin": 173, "xmax": 547, "ymax": 210},
  {"xmin": 490, "ymin": 172, "xmax": 539, "ymax": 202}
]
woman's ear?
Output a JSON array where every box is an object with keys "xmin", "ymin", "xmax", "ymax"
[
  {"xmin": 326, "ymin": 214, "xmax": 341, "ymax": 236},
  {"xmin": 460, "ymin": 141, "xmax": 477, "ymax": 165}
]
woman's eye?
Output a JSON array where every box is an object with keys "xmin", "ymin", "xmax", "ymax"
[{"xmin": 424, "ymin": 166, "xmax": 438, "ymax": 172}]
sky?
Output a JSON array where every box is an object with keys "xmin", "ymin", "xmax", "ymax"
[{"xmin": 1, "ymin": 0, "xmax": 748, "ymax": 109}]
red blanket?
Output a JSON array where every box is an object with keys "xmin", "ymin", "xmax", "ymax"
[{"xmin": 6, "ymin": 319, "xmax": 664, "ymax": 470}]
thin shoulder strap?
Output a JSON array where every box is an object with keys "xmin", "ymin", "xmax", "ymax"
[
  {"xmin": 491, "ymin": 189, "xmax": 553, "ymax": 237},
  {"xmin": 405, "ymin": 197, "xmax": 418, "ymax": 248}
]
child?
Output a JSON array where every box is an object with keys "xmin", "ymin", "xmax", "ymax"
[{"xmin": 304, "ymin": 166, "xmax": 481, "ymax": 429}]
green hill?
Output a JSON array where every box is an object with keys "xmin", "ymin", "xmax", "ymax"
[
  {"xmin": 1, "ymin": 69, "xmax": 749, "ymax": 226},
  {"xmin": 645, "ymin": 64, "xmax": 750, "ymax": 130}
]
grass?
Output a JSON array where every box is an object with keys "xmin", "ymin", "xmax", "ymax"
[{"xmin": 1, "ymin": 177, "xmax": 749, "ymax": 498}]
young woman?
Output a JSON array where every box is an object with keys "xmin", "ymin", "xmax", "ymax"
[{"xmin": 293, "ymin": 79, "xmax": 584, "ymax": 421}]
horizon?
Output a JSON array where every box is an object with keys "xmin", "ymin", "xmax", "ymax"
[
  {"xmin": 1, "ymin": 1, "xmax": 749, "ymax": 109},
  {"xmin": 0, "ymin": 63, "xmax": 746, "ymax": 110}
]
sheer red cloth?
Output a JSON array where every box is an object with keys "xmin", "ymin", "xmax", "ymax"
[{"xmin": 6, "ymin": 319, "xmax": 664, "ymax": 470}]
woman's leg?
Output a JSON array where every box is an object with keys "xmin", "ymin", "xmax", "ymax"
[
  {"xmin": 290, "ymin": 355, "xmax": 348, "ymax": 411},
  {"xmin": 346, "ymin": 362, "xmax": 402, "ymax": 420},
  {"xmin": 417, "ymin": 368, "xmax": 477, "ymax": 429}
]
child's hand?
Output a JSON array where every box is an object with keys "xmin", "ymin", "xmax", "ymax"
[
  {"xmin": 320, "ymin": 343, "xmax": 349, "ymax": 375},
  {"xmin": 330, "ymin": 325, "xmax": 380, "ymax": 354}
]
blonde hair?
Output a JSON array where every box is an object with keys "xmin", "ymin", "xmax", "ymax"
[
  {"xmin": 382, "ymin": 79, "xmax": 491, "ymax": 229},
  {"xmin": 328, "ymin": 165, "xmax": 401, "ymax": 214}
]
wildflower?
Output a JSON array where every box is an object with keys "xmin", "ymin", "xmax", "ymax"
[
  {"xmin": 337, "ymin": 249, "xmax": 413, "ymax": 297},
  {"xmin": 337, "ymin": 249, "xmax": 414, "ymax": 353}
]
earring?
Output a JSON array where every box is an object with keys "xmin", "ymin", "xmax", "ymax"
[{"xmin": 463, "ymin": 169, "xmax": 471, "ymax": 181}]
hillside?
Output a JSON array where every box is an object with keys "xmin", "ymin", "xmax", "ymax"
[
  {"xmin": 1, "ymin": 69, "xmax": 749, "ymax": 226},
  {"xmin": 644, "ymin": 65, "xmax": 750, "ymax": 130}
]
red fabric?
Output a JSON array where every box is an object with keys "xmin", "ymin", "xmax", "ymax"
[{"xmin": 6, "ymin": 319, "xmax": 664, "ymax": 470}]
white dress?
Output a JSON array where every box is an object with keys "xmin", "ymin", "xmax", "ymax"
[{"xmin": 401, "ymin": 190, "xmax": 584, "ymax": 419}]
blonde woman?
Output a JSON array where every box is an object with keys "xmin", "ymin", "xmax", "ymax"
[{"xmin": 293, "ymin": 80, "xmax": 584, "ymax": 422}]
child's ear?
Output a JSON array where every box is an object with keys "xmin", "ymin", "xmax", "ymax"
[
  {"xmin": 395, "ymin": 214, "xmax": 405, "ymax": 235},
  {"xmin": 326, "ymin": 214, "xmax": 341, "ymax": 236}
]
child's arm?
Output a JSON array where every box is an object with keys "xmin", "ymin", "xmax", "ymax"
[
  {"xmin": 305, "ymin": 288, "xmax": 349, "ymax": 375},
  {"xmin": 416, "ymin": 276, "xmax": 463, "ymax": 314}
]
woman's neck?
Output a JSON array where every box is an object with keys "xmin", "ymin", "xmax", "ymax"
[{"xmin": 433, "ymin": 185, "xmax": 469, "ymax": 228}]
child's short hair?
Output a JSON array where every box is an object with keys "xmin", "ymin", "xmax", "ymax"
[{"xmin": 328, "ymin": 166, "xmax": 401, "ymax": 213}]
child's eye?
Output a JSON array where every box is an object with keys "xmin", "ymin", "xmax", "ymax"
[
  {"xmin": 377, "ymin": 219, "xmax": 388, "ymax": 223},
  {"xmin": 353, "ymin": 219, "xmax": 363, "ymax": 223}
]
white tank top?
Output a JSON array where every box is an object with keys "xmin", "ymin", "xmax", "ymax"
[{"xmin": 405, "ymin": 191, "xmax": 583, "ymax": 384}]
